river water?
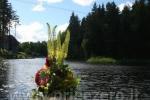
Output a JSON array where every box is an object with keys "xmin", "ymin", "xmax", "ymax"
[{"xmin": 0, "ymin": 58, "xmax": 150, "ymax": 100}]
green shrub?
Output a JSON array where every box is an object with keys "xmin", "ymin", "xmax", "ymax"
[
  {"xmin": 17, "ymin": 52, "xmax": 28, "ymax": 59},
  {"xmin": 87, "ymin": 56, "xmax": 117, "ymax": 64}
]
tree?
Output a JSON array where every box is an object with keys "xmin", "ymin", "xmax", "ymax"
[
  {"xmin": 68, "ymin": 0, "xmax": 150, "ymax": 60},
  {"xmin": 0, "ymin": 0, "xmax": 19, "ymax": 49},
  {"xmin": 67, "ymin": 12, "xmax": 83, "ymax": 59},
  {"xmin": 18, "ymin": 41, "xmax": 47, "ymax": 57},
  {"xmin": 105, "ymin": 2, "xmax": 120, "ymax": 57},
  {"xmin": 119, "ymin": 6, "xmax": 132, "ymax": 58}
]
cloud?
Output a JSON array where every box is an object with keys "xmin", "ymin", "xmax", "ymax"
[
  {"xmin": 16, "ymin": 22, "xmax": 68, "ymax": 43},
  {"xmin": 32, "ymin": 0, "xmax": 63, "ymax": 12},
  {"xmin": 32, "ymin": 2, "xmax": 45, "ymax": 12},
  {"xmin": 56, "ymin": 23, "xmax": 68, "ymax": 33},
  {"xmin": 44, "ymin": 0, "xmax": 63, "ymax": 4},
  {"xmin": 37, "ymin": 0, "xmax": 63, "ymax": 4},
  {"xmin": 16, "ymin": 22, "xmax": 47, "ymax": 42},
  {"xmin": 118, "ymin": 1, "xmax": 133, "ymax": 11},
  {"xmin": 72, "ymin": 0, "xmax": 95, "ymax": 6}
]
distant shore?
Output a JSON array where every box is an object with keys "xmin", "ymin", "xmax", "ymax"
[
  {"xmin": 87, "ymin": 56, "xmax": 150, "ymax": 66},
  {"xmin": 1, "ymin": 52, "xmax": 150, "ymax": 66}
]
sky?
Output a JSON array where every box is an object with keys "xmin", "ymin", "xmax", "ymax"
[{"xmin": 9, "ymin": 0, "xmax": 134, "ymax": 43}]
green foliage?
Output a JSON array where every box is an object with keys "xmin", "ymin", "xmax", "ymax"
[
  {"xmin": 47, "ymin": 23, "xmax": 70, "ymax": 65},
  {"xmin": 0, "ymin": 49, "xmax": 14, "ymax": 59},
  {"xmin": 46, "ymin": 64, "xmax": 80, "ymax": 94},
  {"xmin": 16, "ymin": 52, "xmax": 28, "ymax": 59},
  {"xmin": 0, "ymin": 49, "xmax": 26, "ymax": 59},
  {"xmin": 47, "ymin": 23, "xmax": 56, "ymax": 59},
  {"xmin": 67, "ymin": 12, "xmax": 83, "ymax": 59},
  {"xmin": 87, "ymin": 56, "xmax": 117, "ymax": 64},
  {"xmin": 61, "ymin": 31, "xmax": 70, "ymax": 60},
  {"xmin": 18, "ymin": 41, "xmax": 47, "ymax": 58}
]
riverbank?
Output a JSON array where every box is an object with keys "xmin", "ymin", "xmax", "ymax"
[
  {"xmin": 87, "ymin": 56, "xmax": 150, "ymax": 66},
  {"xmin": 0, "ymin": 49, "xmax": 28, "ymax": 59},
  {"xmin": 87, "ymin": 56, "xmax": 117, "ymax": 64},
  {"xmin": 1, "ymin": 53, "xmax": 150, "ymax": 66},
  {"xmin": 0, "ymin": 49, "xmax": 37, "ymax": 59}
]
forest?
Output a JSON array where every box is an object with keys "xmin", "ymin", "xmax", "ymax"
[{"xmin": 67, "ymin": 0, "xmax": 150, "ymax": 61}]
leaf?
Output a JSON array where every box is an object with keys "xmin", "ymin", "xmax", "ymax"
[
  {"xmin": 52, "ymin": 25, "xmax": 57, "ymax": 39},
  {"xmin": 62, "ymin": 30, "xmax": 70, "ymax": 58},
  {"xmin": 47, "ymin": 23, "xmax": 51, "ymax": 40},
  {"xmin": 40, "ymin": 71, "xmax": 47, "ymax": 79},
  {"xmin": 56, "ymin": 32, "xmax": 63, "ymax": 64},
  {"xmin": 52, "ymin": 25, "xmax": 57, "ymax": 58},
  {"xmin": 46, "ymin": 23, "xmax": 70, "ymax": 65},
  {"xmin": 47, "ymin": 23, "xmax": 57, "ymax": 59},
  {"xmin": 47, "ymin": 23, "xmax": 53, "ymax": 59}
]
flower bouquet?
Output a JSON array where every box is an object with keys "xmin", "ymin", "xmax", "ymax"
[{"xmin": 32, "ymin": 23, "xmax": 80, "ymax": 98}]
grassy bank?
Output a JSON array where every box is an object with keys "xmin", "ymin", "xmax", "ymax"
[
  {"xmin": 87, "ymin": 56, "xmax": 117, "ymax": 64},
  {"xmin": 87, "ymin": 56, "xmax": 150, "ymax": 66}
]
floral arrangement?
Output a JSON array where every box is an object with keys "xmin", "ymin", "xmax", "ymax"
[{"xmin": 33, "ymin": 23, "xmax": 80, "ymax": 97}]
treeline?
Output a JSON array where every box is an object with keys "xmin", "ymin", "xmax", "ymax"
[
  {"xmin": 18, "ymin": 42, "xmax": 47, "ymax": 58},
  {"xmin": 0, "ymin": 41, "xmax": 47, "ymax": 59},
  {"xmin": 67, "ymin": 0, "xmax": 150, "ymax": 60}
]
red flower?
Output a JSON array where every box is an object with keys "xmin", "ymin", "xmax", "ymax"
[
  {"xmin": 35, "ymin": 57, "xmax": 52, "ymax": 86},
  {"xmin": 35, "ymin": 68, "xmax": 49, "ymax": 86}
]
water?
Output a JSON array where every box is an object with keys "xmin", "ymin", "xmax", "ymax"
[{"xmin": 0, "ymin": 58, "xmax": 150, "ymax": 100}]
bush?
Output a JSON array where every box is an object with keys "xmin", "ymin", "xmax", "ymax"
[{"xmin": 17, "ymin": 52, "xmax": 29, "ymax": 59}]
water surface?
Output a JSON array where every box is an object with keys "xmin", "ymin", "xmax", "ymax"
[{"xmin": 0, "ymin": 58, "xmax": 150, "ymax": 99}]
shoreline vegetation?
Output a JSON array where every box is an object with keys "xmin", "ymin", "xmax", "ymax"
[
  {"xmin": 0, "ymin": 38, "xmax": 47, "ymax": 59},
  {"xmin": 87, "ymin": 56, "xmax": 150, "ymax": 66},
  {"xmin": 0, "ymin": 49, "xmax": 30, "ymax": 59},
  {"xmin": 1, "ymin": 51, "xmax": 150, "ymax": 66},
  {"xmin": 1, "ymin": 48, "xmax": 150, "ymax": 66},
  {"xmin": 87, "ymin": 56, "xmax": 117, "ymax": 64}
]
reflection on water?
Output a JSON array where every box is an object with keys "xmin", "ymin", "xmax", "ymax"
[
  {"xmin": 0, "ymin": 60, "xmax": 9, "ymax": 99},
  {"xmin": 0, "ymin": 59, "xmax": 150, "ymax": 99},
  {"xmin": 0, "ymin": 58, "xmax": 45, "ymax": 100}
]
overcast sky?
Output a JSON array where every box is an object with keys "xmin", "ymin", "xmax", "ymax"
[{"xmin": 10, "ymin": 0, "xmax": 134, "ymax": 43}]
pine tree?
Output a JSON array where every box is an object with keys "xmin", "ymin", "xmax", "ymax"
[
  {"xmin": 67, "ymin": 12, "xmax": 82, "ymax": 59},
  {"xmin": 0, "ymin": 0, "xmax": 19, "ymax": 49},
  {"xmin": 105, "ymin": 2, "xmax": 120, "ymax": 57}
]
